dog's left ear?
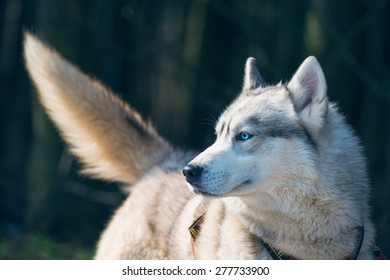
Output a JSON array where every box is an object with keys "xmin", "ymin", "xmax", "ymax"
[
  {"xmin": 243, "ymin": 57, "xmax": 264, "ymax": 90},
  {"xmin": 287, "ymin": 56, "xmax": 328, "ymax": 131}
]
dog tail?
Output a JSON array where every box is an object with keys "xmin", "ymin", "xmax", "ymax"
[{"xmin": 23, "ymin": 33, "xmax": 172, "ymax": 184}]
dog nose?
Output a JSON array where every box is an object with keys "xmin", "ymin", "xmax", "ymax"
[{"xmin": 183, "ymin": 164, "xmax": 203, "ymax": 183}]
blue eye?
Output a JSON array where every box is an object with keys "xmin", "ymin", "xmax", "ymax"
[{"xmin": 237, "ymin": 131, "xmax": 252, "ymax": 141}]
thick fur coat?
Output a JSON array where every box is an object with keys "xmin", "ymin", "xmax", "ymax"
[{"xmin": 24, "ymin": 33, "xmax": 375, "ymax": 259}]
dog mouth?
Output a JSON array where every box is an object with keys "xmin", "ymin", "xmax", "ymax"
[
  {"xmin": 187, "ymin": 182, "xmax": 218, "ymax": 197},
  {"xmin": 232, "ymin": 180, "xmax": 252, "ymax": 191},
  {"xmin": 192, "ymin": 188, "xmax": 219, "ymax": 197},
  {"xmin": 188, "ymin": 180, "xmax": 252, "ymax": 197}
]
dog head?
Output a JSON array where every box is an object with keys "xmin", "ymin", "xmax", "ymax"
[{"xmin": 183, "ymin": 57, "xmax": 328, "ymax": 197}]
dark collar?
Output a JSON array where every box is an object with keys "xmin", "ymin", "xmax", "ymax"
[{"xmin": 260, "ymin": 226, "xmax": 364, "ymax": 260}]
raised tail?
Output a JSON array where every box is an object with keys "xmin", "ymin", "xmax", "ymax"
[{"xmin": 23, "ymin": 33, "xmax": 172, "ymax": 184}]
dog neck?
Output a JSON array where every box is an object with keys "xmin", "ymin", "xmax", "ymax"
[{"xmin": 223, "ymin": 189, "xmax": 365, "ymax": 259}]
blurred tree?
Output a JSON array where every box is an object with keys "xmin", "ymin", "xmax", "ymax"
[{"xmin": 0, "ymin": 0, "xmax": 389, "ymax": 259}]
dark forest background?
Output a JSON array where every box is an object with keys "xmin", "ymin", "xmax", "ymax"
[{"xmin": 0, "ymin": 0, "xmax": 389, "ymax": 259}]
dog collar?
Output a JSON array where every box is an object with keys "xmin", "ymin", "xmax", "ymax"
[
  {"xmin": 189, "ymin": 214, "xmax": 387, "ymax": 260},
  {"xmin": 260, "ymin": 227, "xmax": 365, "ymax": 260}
]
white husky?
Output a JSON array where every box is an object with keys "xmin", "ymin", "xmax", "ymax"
[{"xmin": 24, "ymin": 33, "xmax": 382, "ymax": 259}]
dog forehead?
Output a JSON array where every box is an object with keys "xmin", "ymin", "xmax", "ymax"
[{"xmin": 217, "ymin": 85, "xmax": 292, "ymax": 129}]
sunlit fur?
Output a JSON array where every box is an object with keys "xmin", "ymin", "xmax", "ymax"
[{"xmin": 24, "ymin": 34, "xmax": 375, "ymax": 259}]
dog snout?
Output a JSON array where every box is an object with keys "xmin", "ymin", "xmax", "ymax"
[{"xmin": 182, "ymin": 164, "xmax": 203, "ymax": 184}]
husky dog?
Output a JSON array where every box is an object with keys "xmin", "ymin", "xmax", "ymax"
[{"xmin": 24, "ymin": 33, "xmax": 379, "ymax": 259}]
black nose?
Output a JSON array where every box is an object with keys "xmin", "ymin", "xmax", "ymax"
[{"xmin": 183, "ymin": 164, "xmax": 203, "ymax": 184}]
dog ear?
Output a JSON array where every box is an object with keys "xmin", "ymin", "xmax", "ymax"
[
  {"xmin": 287, "ymin": 56, "xmax": 328, "ymax": 131},
  {"xmin": 243, "ymin": 57, "xmax": 264, "ymax": 90}
]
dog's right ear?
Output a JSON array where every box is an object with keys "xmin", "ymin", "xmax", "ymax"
[
  {"xmin": 23, "ymin": 33, "xmax": 171, "ymax": 184},
  {"xmin": 243, "ymin": 57, "xmax": 264, "ymax": 90}
]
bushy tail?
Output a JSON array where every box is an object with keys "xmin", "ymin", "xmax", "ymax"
[{"xmin": 24, "ymin": 33, "xmax": 172, "ymax": 184}]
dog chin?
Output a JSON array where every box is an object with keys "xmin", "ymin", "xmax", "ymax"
[
  {"xmin": 186, "ymin": 181, "xmax": 252, "ymax": 197},
  {"xmin": 186, "ymin": 182, "xmax": 217, "ymax": 197}
]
